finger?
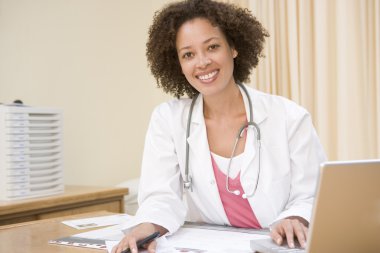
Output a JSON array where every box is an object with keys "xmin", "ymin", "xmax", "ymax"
[
  {"xmin": 111, "ymin": 244, "xmax": 117, "ymax": 253},
  {"xmin": 113, "ymin": 240, "xmax": 128, "ymax": 253},
  {"xmin": 115, "ymin": 237, "xmax": 137, "ymax": 253},
  {"xmin": 114, "ymin": 244, "xmax": 126, "ymax": 253},
  {"xmin": 302, "ymin": 223, "xmax": 309, "ymax": 240},
  {"xmin": 146, "ymin": 240, "xmax": 157, "ymax": 253},
  {"xmin": 270, "ymin": 225, "xmax": 284, "ymax": 245},
  {"xmin": 300, "ymin": 223, "xmax": 309, "ymax": 248},
  {"xmin": 283, "ymin": 221, "xmax": 295, "ymax": 248},
  {"xmin": 127, "ymin": 237, "xmax": 138, "ymax": 253},
  {"xmin": 292, "ymin": 221, "xmax": 306, "ymax": 248}
]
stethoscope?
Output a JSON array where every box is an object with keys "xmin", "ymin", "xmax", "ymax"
[{"xmin": 184, "ymin": 83, "xmax": 261, "ymax": 199}]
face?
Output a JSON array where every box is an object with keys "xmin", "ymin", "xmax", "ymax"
[{"xmin": 176, "ymin": 18, "xmax": 238, "ymax": 97}]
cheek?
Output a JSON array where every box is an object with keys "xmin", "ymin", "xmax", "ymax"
[
  {"xmin": 225, "ymin": 55, "xmax": 235, "ymax": 72},
  {"xmin": 179, "ymin": 61, "xmax": 193, "ymax": 77}
]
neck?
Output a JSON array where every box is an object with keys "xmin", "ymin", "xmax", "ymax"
[{"xmin": 203, "ymin": 84, "xmax": 245, "ymax": 119}]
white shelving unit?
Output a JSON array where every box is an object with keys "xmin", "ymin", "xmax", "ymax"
[{"xmin": 0, "ymin": 105, "xmax": 64, "ymax": 200}]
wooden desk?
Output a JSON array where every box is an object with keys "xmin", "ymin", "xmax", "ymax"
[
  {"xmin": 0, "ymin": 185, "xmax": 129, "ymax": 226},
  {"xmin": 0, "ymin": 211, "xmax": 117, "ymax": 252}
]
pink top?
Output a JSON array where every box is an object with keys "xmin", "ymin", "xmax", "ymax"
[{"xmin": 211, "ymin": 154, "xmax": 261, "ymax": 229}]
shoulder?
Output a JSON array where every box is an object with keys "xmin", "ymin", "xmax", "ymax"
[
  {"xmin": 151, "ymin": 97, "xmax": 192, "ymax": 121},
  {"xmin": 248, "ymin": 86, "xmax": 309, "ymax": 118}
]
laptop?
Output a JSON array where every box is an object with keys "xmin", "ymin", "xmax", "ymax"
[{"xmin": 250, "ymin": 159, "xmax": 380, "ymax": 253}]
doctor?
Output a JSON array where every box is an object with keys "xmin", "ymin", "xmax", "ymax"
[{"xmin": 113, "ymin": 0, "xmax": 326, "ymax": 252}]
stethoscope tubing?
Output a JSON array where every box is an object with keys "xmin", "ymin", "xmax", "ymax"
[{"xmin": 184, "ymin": 83, "xmax": 261, "ymax": 198}]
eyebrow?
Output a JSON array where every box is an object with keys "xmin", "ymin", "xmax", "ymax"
[{"xmin": 177, "ymin": 37, "xmax": 220, "ymax": 52}]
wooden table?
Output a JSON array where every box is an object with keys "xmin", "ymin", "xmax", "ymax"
[
  {"xmin": 0, "ymin": 211, "xmax": 118, "ymax": 252},
  {"xmin": 0, "ymin": 185, "xmax": 129, "ymax": 226}
]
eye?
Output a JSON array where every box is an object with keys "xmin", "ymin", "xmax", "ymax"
[
  {"xmin": 208, "ymin": 44, "xmax": 220, "ymax": 51},
  {"xmin": 182, "ymin": 52, "xmax": 194, "ymax": 59}
]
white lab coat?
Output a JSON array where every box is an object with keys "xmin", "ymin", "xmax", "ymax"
[{"xmin": 132, "ymin": 85, "xmax": 326, "ymax": 234}]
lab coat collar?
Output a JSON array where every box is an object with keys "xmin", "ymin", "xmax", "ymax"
[
  {"xmin": 188, "ymin": 84, "xmax": 268, "ymax": 125},
  {"xmin": 239, "ymin": 84, "xmax": 268, "ymax": 125},
  {"xmin": 185, "ymin": 93, "xmax": 209, "ymax": 164},
  {"xmin": 186, "ymin": 84, "xmax": 269, "ymax": 154},
  {"xmin": 185, "ymin": 94, "xmax": 210, "ymax": 175},
  {"xmin": 188, "ymin": 92, "xmax": 204, "ymax": 125}
]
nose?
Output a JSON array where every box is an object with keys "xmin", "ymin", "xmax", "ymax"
[{"xmin": 196, "ymin": 54, "xmax": 211, "ymax": 68}]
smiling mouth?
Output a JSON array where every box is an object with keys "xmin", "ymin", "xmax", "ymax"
[{"xmin": 197, "ymin": 70, "xmax": 218, "ymax": 81}]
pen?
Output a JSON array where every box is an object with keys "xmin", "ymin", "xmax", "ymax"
[{"xmin": 121, "ymin": 231, "xmax": 160, "ymax": 253}]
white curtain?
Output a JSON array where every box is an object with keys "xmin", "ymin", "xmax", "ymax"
[{"xmin": 248, "ymin": 0, "xmax": 380, "ymax": 160}]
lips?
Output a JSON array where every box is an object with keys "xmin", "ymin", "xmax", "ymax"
[{"xmin": 196, "ymin": 70, "xmax": 219, "ymax": 83}]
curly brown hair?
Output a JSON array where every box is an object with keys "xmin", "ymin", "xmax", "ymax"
[{"xmin": 146, "ymin": 0, "xmax": 269, "ymax": 98}]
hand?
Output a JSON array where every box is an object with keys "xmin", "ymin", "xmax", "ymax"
[
  {"xmin": 112, "ymin": 223, "xmax": 167, "ymax": 253},
  {"xmin": 269, "ymin": 216, "xmax": 308, "ymax": 249}
]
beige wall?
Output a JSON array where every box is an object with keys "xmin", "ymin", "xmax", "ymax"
[{"xmin": 0, "ymin": 0, "xmax": 175, "ymax": 186}]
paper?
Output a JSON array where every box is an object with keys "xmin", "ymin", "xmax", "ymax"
[
  {"xmin": 50, "ymin": 215, "xmax": 137, "ymax": 251},
  {"xmin": 106, "ymin": 236, "xmax": 176, "ymax": 253},
  {"xmin": 73, "ymin": 224, "xmax": 126, "ymax": 241},
  {"xmin": 62, "ymin": 214, "xmax": 131, "ymax": 229},
  {"xmin": 105, "ymin": 226, "xmax": 269, "ymax": 253},
  {"xmin": 61, "ymin": 216, "xmax": 270, "ymax": 253},
  {"xmin": 166, "ymin": 227, "xmax": 270, "ymax": 253},
  {"xmin": 49, "ymin": 236, "xmax": 108, "ymax": 250},
  {"xmin": 49, "ymin": 223, "xmax": 129, "ymax": 250}
]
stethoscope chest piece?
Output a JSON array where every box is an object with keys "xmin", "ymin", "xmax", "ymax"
[{"xmin": 183, "ymin": 176, "xmax": 193, "ymax": 191}]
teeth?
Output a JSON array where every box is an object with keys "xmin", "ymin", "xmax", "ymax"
[{"xmin": 198, "ymin": 71, "xmax": 217, "ymax": 80}]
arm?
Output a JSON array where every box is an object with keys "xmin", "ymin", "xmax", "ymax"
[
  {"xmin": 114, "ymin": 104, "xmax": 187, "ymax": 253},
  {"xmin": 135, "ymin": 104, "xmax": 187, "ymax": 232},
  {"xmin": 271, "ymin": 108, "xmax": 326, "ymax": 248}
]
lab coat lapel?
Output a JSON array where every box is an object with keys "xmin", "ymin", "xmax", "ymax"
[
  {"xmin": 186, "ymin": 94, "xmax": 230, "ymax": 224},
  {"xmin": 186, "ymin": 95, "xmax": 208, "ymax": 161},
  {"xmin": 240, "ymin": 86, "xmax": 268, "ymax": 190}
]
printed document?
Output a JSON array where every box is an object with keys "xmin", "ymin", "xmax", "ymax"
[
  {"xmin": 62, "ymin": 214, "xmax": 131, "ymax": 230},
  {"xmin": 105, "ymin": 226, "xmax": 269, "ymax": 253}
]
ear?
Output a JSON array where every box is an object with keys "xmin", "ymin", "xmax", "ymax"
[{"xmin": 232, "ymin": 48, "xmax": 238, "ymax": 58}]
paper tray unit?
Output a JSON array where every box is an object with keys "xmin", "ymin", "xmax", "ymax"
[{"xmin": 0, "ymin": 105, "xmax": 64, "ymax": 200}]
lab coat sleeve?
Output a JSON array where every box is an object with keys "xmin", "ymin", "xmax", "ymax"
[
  {"xmin": 132, "ymin": 103, "xmax": 187, "ymax": 234},
  {"xmin": 275, "ymin": 107, "xmax": 327, "ymax": 223}
]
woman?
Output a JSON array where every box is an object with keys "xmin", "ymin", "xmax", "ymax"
[{"xmin": 113, "ymin": 0, "xmax": 326, "ymax": 252}]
